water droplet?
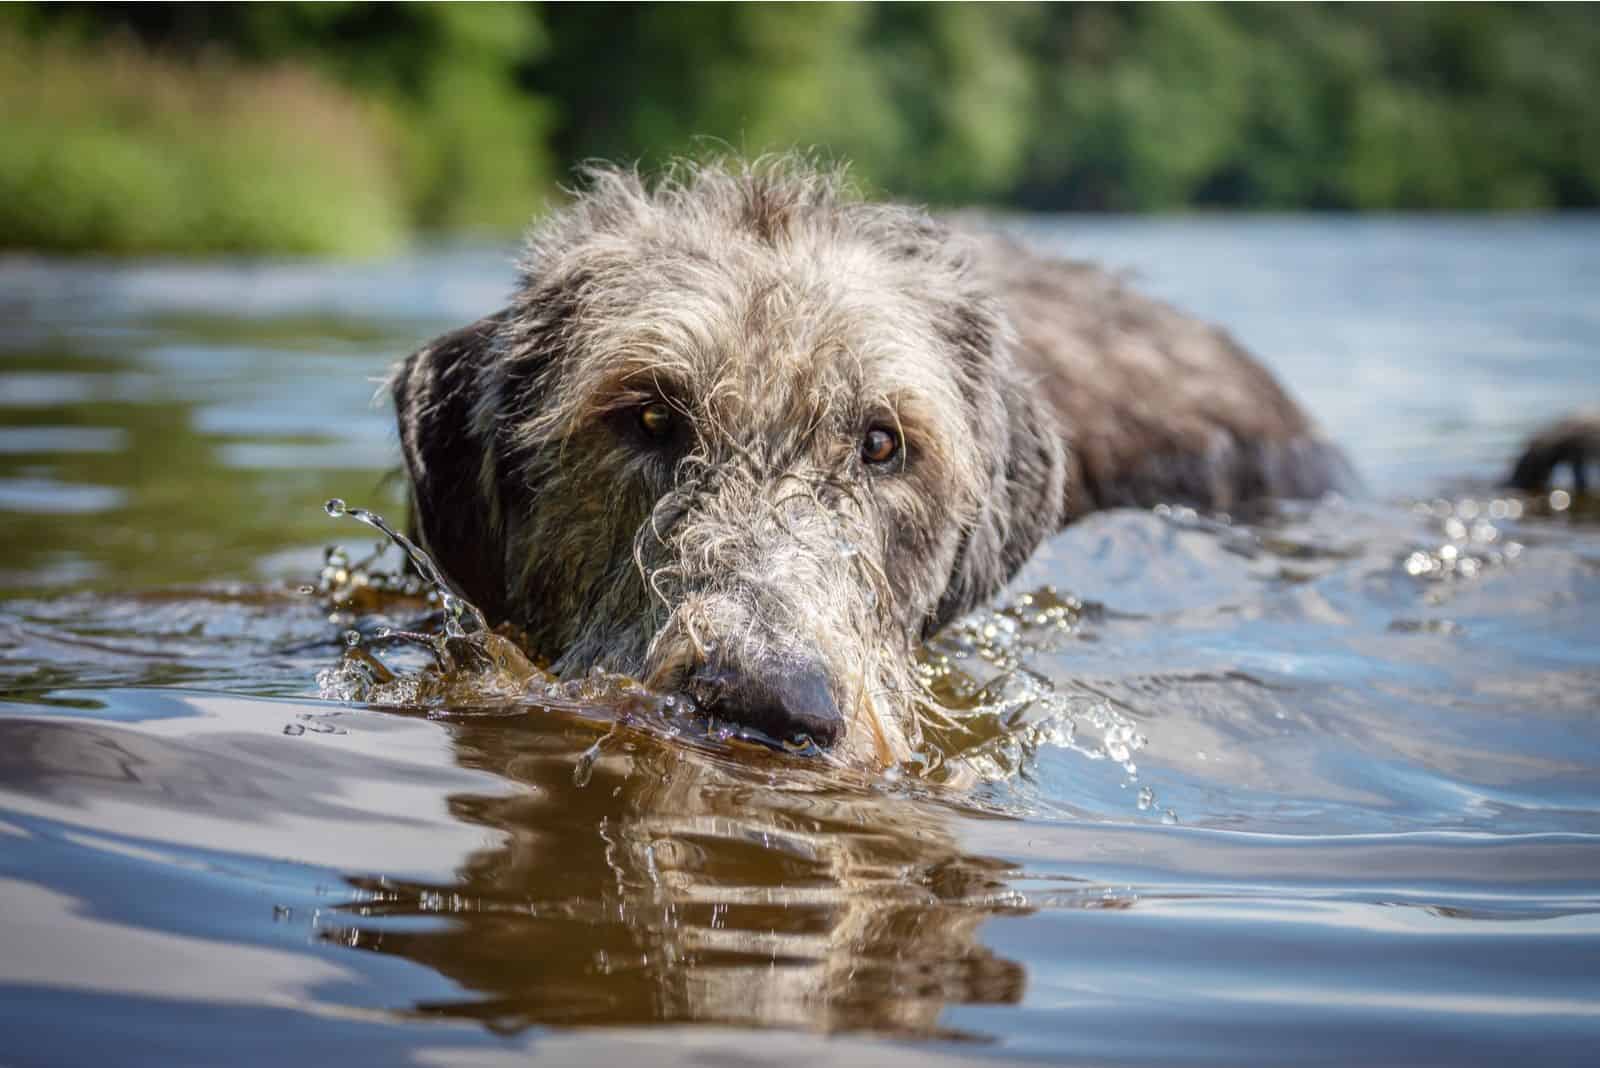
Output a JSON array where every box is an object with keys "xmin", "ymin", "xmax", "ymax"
[
  {"xmin": 1161, "ymin": 808, "xmax": 1179, "ymax": 825},
  {"xmin": 573, "ymin": 739, "xmax": 602, "ymax": 787},
  {"xmin": 1550, "ymin": 489, "xmax": 1571, "ymax": 512},
  {"xmin": 1137, "ymin": 786, "xmax": 1155, "ymax": 810},
  {"xmin": 322, "ymin": 498, "xmax": 488, "ymax": 636},
  {"xmin": 283, "ymin": 723, "xmax": 306, "ymax": 736},
  {"xmin": 297, "ymin": 584, "xmax": 315, "ymax": 595},
  {"xmin": 343, "ymin": 629, "xmax": 361, "ymax": 648}
]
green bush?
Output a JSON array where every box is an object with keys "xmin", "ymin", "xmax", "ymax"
[{"xmin": 0, "ymin": 33, "xmax": 408, "ymax": 255}]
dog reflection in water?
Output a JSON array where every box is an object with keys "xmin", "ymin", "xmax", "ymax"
[{"xmin": 322, "ymin": 711, "xmax": 1032, "ymax": 1035}]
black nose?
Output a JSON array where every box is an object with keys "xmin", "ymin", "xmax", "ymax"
[{"xmin": 688, "ymin": 659, "xmax": 844, "ymax": 749}]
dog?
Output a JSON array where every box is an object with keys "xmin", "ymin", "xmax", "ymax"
[{"xmin": 391, "ymin": 156, "xmax": 1593, "ymax": 767}]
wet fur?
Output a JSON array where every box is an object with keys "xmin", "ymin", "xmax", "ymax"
[
  {"xmin": 1508, "ymin": 409, "xmax": 1600, "ymax": 494},
  {"xmin": 392, "ymin": 157, "xmax": 1357, "ymax": 765}
]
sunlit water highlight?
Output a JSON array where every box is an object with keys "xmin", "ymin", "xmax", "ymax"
[{"xmin": 2, "ymin": 220, "xmax": 1598, "ymax": 1066}]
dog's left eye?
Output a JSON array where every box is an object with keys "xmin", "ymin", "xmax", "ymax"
[
  {"xmin": 861, "ymin": 426, "xmax": 899, "ymax": 466},
  {"xmin": 638, "ymin": 402, "xmax": 673, "ymax": 440}
]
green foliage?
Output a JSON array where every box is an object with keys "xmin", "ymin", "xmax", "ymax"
[
  {"xmin": 3, "ymin": 2, "xmax": 1599, "ymax": 256},
  {"xmin": 535, "ymin": 2, "xmax": 1035, "ymax": 205},
  {"xmin": 0, "ymin": 32, "xmax": 407, "ymax": 255},
  {"xmin": 1017, "ymin": 2, "xmax": 1600, "ymax": 212},
  {"xmin": 0, "ymin": 1, "xmax": 555, "ymax": 245}
]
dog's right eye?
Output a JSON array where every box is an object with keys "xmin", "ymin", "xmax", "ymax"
[
  {"xmin": 861, "ymin": 426, "xmax": 899, "ymax": 466},
  {"xmin": 638, "ymin": 402, "xmax": 673, "ymax": 440}
]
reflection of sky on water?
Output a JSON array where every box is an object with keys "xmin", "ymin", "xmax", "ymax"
[
  {"xmin": 0, "ymin": 477, "xmax": 125, "ymax": 514},
  {"xmin": 1002, "ymin": 215, "xmax": 1600, "ymax": 494}
]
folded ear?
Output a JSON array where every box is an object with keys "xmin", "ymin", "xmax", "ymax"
[{"xmin": 391, "ymin": 315, "xmax": 511, "ymax": 620}]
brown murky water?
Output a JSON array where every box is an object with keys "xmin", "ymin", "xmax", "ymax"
[{"xmin": 2, "ymin": 221, "xmax": 1599, "ymax": 1066}]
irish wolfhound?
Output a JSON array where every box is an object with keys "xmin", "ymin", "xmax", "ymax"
[{"xmin": 392, "ymin": 157, "xmax": 1591, "ymax": 766}]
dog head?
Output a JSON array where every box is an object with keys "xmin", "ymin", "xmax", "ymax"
[{"xmin": 393, "ymin": 159, "xmax": 1066, "ymax": 765}]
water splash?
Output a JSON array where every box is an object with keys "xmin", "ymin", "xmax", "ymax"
[
  {"xmin": 315, "ymin": 499, "xmax": 547, "ymax": 706},
  {"xmin": 915, "ymin": 588, "xmax": 1152, "ymax": 800},
  {"xmin": 310, "ymin": 502, "xmax": 715, "ymax": 757},
  {"xmin": 308, "ymin": 501, "xmax": 1154, "ymax": 795},
  {"xmin": 324, "ymin": 498, "xmax": 487, "ymax": 638}
]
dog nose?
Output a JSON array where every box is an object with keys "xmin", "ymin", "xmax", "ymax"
[{"xmin": 689, "ymin": 659, "xmax": 844, "ymax": 749}]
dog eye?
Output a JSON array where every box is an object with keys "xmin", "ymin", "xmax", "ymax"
[
  {"xmin": 861, "ymin": 426, "xmax": 899, "ymax": 466},
  {"xmin": 638, "ymin": 402, "xmax": 673, "ymax": 440}
]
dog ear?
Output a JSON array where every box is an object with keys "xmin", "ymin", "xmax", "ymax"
[
  {"xmin": 391, "ymin": 315, "xmax": 511, "ymax": 620},
  {"xmin": 930, "ymin": 377, "xmax": 1070, "ymax": 635},
  {"xmin": 1508, "ymin": 411, "xmax": 1599, "ymax": 493}
]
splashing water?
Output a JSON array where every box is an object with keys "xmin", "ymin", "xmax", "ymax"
[
  {"xmin": 315, "ymin": 498, "xmax": 555, "ymax": 708},
  {"xmin": 309, "ymin": 498, "xmax": 1159, "ymax": 801},
  {"xmin": 914, "ymin": 587, "xmax": 1151, "ymax": 795},
  {"xmin": 311, "ymin": 501, "xmax": 809, "ymax": 767},
  {"xmin": 323, "ymin": 497, "xmax": 487, "ymax": 638}
]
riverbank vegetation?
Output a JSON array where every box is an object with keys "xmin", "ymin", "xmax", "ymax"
[{"xmin": 3, "ymin": 2, "xmax": 1597, "ymax": 256}]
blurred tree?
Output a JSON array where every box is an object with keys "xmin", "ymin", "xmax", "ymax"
[
  {"xmin": 867, "ymin": 2, "xmax": 1036, "ymax": 202},
  {"xmin": 4, "ymin": 0, "xmax": 1600, "ymax": 255},
  {"xmin": 5, "ymin": 1, "xmax": 556, "ymax": 230},
  {"xmin": 535, "ymin": 4, "xmax": 900, "ymax": 188}
]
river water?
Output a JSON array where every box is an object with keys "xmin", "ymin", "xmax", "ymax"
[{"xmin": 1, "ymin": 218, "xmax": 1597, "ymax": 1066}]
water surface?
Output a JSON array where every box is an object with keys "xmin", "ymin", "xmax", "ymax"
[{"xmin": 2, "ymin": 218, "xmax": 1598, "ymax": 1066}]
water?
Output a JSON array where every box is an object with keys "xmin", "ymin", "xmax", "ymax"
[{"xmin": 2, "ymin": 219, "xmax": 1598, "ymax": 1066}]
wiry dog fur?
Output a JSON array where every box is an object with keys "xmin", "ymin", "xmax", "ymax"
[{"xmin": 393, "ymin": 157, "xmax": 1354, "ymax": 766}]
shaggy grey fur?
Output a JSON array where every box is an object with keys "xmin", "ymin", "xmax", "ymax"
[{"xmin": 392, "ymin": 157, "xmax": 1352, "ymax": 765}]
